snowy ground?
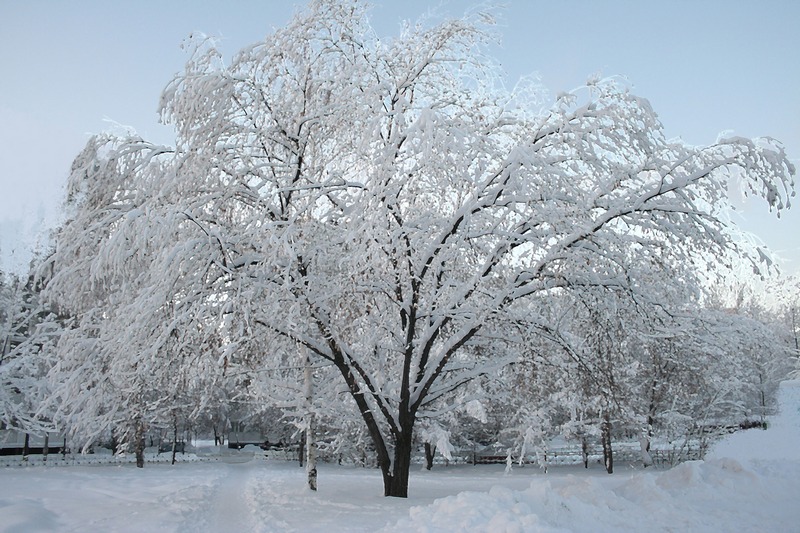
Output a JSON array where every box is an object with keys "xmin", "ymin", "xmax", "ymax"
[{"xmin": 2, "ymin": 382, "xmax": 799, "ymax": 532}]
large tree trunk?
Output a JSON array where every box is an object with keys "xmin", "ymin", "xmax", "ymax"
[
  {"xmin": 385, "ymin": 426, "xmax": 414, "ymax": 498},
  {"xmin": 355, "ymin": 401, "xmax": 416, "ymax": 498},
  {"xmin": 333, "ymin": 358, "xmax": 396, "ymax": 496},
  {"xmin": 601, "ymin": 415, "xmax": 613, "ymax": 474},
  {"xmin": 43, "ymin": 434, "xmax": 49, "ymax": 463},
  {"xmin": 332, "ymin": 350, "xmax": 418, "ymax": 497}
]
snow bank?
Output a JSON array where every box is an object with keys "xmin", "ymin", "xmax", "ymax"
[
  {"xmin": 390, "ymin": 485, "xmax": 565, "ymax": 533},
  {"xmin": 384, "ymin": 380, "xmax": 800, "ymax": 533},
  {"xmin": 384, "ymin": 458, "xmax": 782, "ymax": 533}
]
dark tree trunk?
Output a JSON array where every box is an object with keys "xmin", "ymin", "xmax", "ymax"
[
  {"xmin": 43, "ymin": 434, "xmax": 49, "ymax": 462},
  {"xmin": 298, "ymin": 432, "xmax": 305, "ymax": 467},
  {"xmin": 581, "ymin": 436, "xmax": 589, "ymax": 469},
  {"xmin": 171, "ymin": 424, "xmax": 178, "ymax": 465},
  {"xmin": 134, "ymin": 421, "xmax": 145, "ymax": 468},
  {"xmin": 646, "ymin": 381, "xmax": 658, "ymax": 466},
  {"xmin": 385, "ymin": 427, "xmax": 414, "ymax": 497},
  {"xmin": 22, "ymin": 433, "xmax": 30, "ymax": 460},
  {"xmin": 332, "ymin": 356, "xmax": 402, "ymax": 497},
  {"xmin": 424, "ymin": 442, "xmax": 436, "ymax": 470},
  {"xmin": 329, "ymin": 340, "xmax": 429, "ymax": 498},
  {"xmin": 601, "ymin": 415, "xmax": 613, "ymax": 474}
]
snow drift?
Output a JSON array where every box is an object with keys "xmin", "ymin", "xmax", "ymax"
[{"xmin": 384, "ymin": 380, "xmax": 800, "ymax": 532}]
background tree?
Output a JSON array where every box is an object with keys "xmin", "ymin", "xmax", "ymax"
[{"xmin": 1, "ymin": 270, "xmax": 61, "ymax": 445}]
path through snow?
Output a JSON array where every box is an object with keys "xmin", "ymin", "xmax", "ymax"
[
  {"xmin": 174, "ymin": 451, "xmax": 277, "ymax": 532},
  {"xmin": 186, "ymin": 461, "xmax": 257, "ymax": 532}
]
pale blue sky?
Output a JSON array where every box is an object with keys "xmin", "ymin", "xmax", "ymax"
[{"xmin": 1, "ymin": 0, "xmax": 798, "ymax": 274}]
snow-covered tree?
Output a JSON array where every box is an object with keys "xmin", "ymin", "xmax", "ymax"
[
  {"xmin": 39, "ymin": 136, "xmax": 231, "ymax": 465},
  {"xmin": 43, "ymin": 0, "xmax": 794, "ymax": 496},
  {"xmin": 0, "ymin": 274, "xmax": 39, "ymax": 430},
  {"xmin": 776, "ymin": 276, "xmax": 800, "ymax": 376},
  {"xmin": 0, "ymin": 270, "xmax": 62, "ymax": 446}
]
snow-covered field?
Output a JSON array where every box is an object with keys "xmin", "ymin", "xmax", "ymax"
[{"xmin": 3, "ymin": 382, "xmax": 799, "ymax": 532}]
